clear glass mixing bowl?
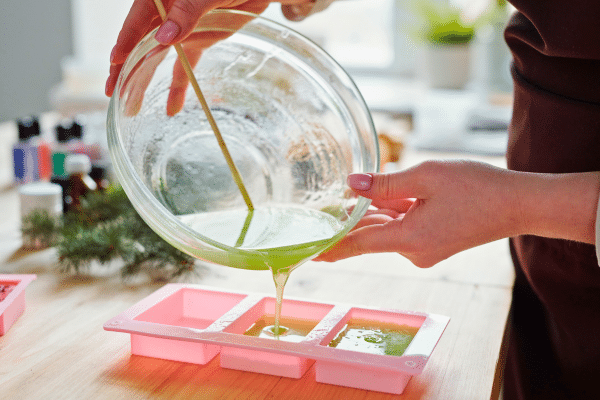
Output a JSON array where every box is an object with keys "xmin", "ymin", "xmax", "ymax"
[{"xmin": 107, "ymin": 9, "xmax": 379, "ymax": 271}]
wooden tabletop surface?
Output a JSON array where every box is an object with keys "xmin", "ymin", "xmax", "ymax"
[{"xmin": 0, "ymin": 118, "xmax": 514, "ymax": 399}]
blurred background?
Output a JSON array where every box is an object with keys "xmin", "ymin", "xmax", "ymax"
[{"xmin": 0, "ymin": 0, "xmax": 515, "ymax": 187}]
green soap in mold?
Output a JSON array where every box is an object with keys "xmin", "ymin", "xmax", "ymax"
[
  {"xmin": 244, "ymin": 316, "xmax": 317, "ymax": 343},
  {"xmin": 328, "ymin": 322, "xmax": 419, "ymax": 357}
]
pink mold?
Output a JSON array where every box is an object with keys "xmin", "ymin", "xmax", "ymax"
[
  {"xmin": 127, "ymin": 287, "xmax": 249, "ymax": 364},
  {"xmin": 104, "ymin": 284, "xmax": 449, "ymax": 394},
  {"xmin": 314, "ymin": 307, "xmax": 429, "ymax": 394},
  {"xmin": 220, "ymin": 297, "xmax": 334, "ymax": 378},
  {"xmin": 0, "ymin": 274, "xmax": 36, "ymax": 336}
]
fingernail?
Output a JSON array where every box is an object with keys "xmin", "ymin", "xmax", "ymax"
[
  {"xmin": 110, "ymin": 46, "xmax": 117, "ymax": 64},
  {"xmin": 155, "ymin": 20, "xmax": 181, "ymax": 44},
  {"xmin": 347, "ymin": 173, "xmax": 373, "ymax": 190}
]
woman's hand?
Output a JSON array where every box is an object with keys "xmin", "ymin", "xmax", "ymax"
[
  {"xmin": 317, "ymin": 160, "xmax": 600, "ymax": 268},
  {"xmin": 105, "ymin": 0, "xmax": 311, "ymax": 99}
]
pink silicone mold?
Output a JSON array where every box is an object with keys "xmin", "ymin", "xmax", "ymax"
[
  {"xmin": 0, "ymin": 274, "xmax": 36, "ymax": 336},
  {"xmin": 104, "ymin": 284, "xmax": 449, "ymax": 394}
]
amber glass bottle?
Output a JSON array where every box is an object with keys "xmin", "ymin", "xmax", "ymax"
[{"xmin": 65, "ymin": 154, "xmax": 97, "ymax": 210}]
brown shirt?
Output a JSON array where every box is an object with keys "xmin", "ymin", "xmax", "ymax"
[{"xmin": 504, "ymin": 1, "xmax": 600, "ymax": 399}]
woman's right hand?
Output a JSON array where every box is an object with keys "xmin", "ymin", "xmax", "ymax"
[
  {"xmin": 316, "ymin": 160, "xmax": 527, "ymax": 268},
  {"xmin": 317, "ymin": 160, "xmax": 600, "ymax": 268}
]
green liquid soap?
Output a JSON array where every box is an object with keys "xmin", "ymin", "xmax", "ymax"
[
  {"xmin": 179, "ymin": 206, "xmax": 344, "ymax": 252},
  {"xmin": 272, "ymin": 269, "xmax": 290, "ymax": 339},
  {"xmin": 179, "ymin": 205, "xmax": 346, "ymax": 339},
  {"xmin": 243, "ymin": 316, "xmax": 315, "ymax": 343},
  {"xmin": 328, "ymin": 322, "xmax": 419, "ymax": 357}
]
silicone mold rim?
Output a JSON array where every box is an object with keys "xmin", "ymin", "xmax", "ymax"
[
  {"xmin": 104, "ymin": 283, "xmax": 449, "ymax": 375},
  {"xmin": 0, "ymin": 274, "xmax": 37, "ymax": 335}
]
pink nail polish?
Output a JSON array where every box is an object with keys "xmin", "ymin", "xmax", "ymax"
[
  {"xmin": 347, "ymin": 173, "xmax": 373, "ymax": 191},
  {"xmin": 155, "ymin": 20, "xmax": 181, "ymax": 44}
]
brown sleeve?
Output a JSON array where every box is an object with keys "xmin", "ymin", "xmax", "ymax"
[
  {"xmin": 596, "ymin": 195, "xmax": 600, "ymax": 264},
  {"xmin": 505, "ymin": 1, "xmax": 600, "ymax": 264},
  {"xmin": 505, "ymin": 0, "xmax": 600, "ymax": 103}
]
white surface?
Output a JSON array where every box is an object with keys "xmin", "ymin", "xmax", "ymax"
[
  {"xmin": 18, "ymin": 182, "xmax": 63, "ymax": 218},
  {"xmin": 353, "ymin": 75, "xmax": 511, "ymax": 156},
  {"xmin": 52, "ymin": 0, "xmax": 133, "ymax": 115}
]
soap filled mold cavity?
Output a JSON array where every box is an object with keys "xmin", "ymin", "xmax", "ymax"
[{"xmin": 104, "ymin": 284, "xmax": 449, "ymax": 394}]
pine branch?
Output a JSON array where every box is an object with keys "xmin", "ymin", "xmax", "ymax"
[{"xmin": 22, "ymin": 185, "xmax": 197, "ymax": 280}]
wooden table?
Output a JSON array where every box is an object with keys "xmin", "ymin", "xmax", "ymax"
[{"xmin": 0, "ymin": 119, "xmax": 514, "ymax": 399}]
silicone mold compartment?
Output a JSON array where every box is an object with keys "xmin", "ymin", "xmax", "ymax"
[
  {"xmin": 129, "ymin": 287, "xmax": 249, "ymax": 365},
  {"xmin": 104, "ymin": 284, "xmax": 449, "ymax": 394},
  {"xmin": 220, "ymin": 296, "xmax": 335, "ymax": 378},
  {"xmin": 314, "ymin": 307, "xmax": 429, "ymax": 394},
  {"xmin": 0, "ymin": 274, "xmax": 36, "ymax": 336}
]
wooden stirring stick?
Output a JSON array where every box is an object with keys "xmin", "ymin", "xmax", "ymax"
[{"xmin": 152, "ymin": 0, "xmax": 254, "ymax": 211}]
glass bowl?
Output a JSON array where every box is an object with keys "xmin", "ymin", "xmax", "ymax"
[{"xmin": 107, "ymin": 9, "xmax": 379, "ymax": 272}]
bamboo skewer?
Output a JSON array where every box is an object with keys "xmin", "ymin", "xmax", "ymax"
[
  {"xmin": 234, "ymin": 209, "xmax": 254, "ymax": 248},
  {"xmin": 152, "ymin": 0, "xmax": 254, "ymax": 211}
]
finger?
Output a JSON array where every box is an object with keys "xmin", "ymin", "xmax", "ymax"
[
  {"xmin": 166, "ymin": 82, "xmax": 187, "ymax": 116},
  {"xmin": 156, "ymin": 0, "xmax": 223, "ymax": 45},
  {"xmin": 351, "ymin": 214, "xmax": 395, "ymax": 231},
  {"xmin": 167, "ymin": 42, "xmax": 203, "ymax": 116},
  {"xmin": 112, "ymin": 0, "xmax": 160, "ymax": 65},
  {"xmin": 163, "ymin": 7, "xmax": 260, "ymax": 115},
  {"xmin": 347, "ymin": 205, "xmax": 401, "ymax": 223},
  {"xmin": 106, "ymin": 64, "xmax": 123, "ymax": 97},
  {"xmin": 231, "ymin": 2, "xmax": 271, "ymax": 15},
  {"xmin": 347, "ymin": 168, "xmax": 429, "ymax": 201},
  {"xmin": 316, "ymin": 219, "xmax": 403, "ymax": 262},
  {"xmin": 124, "ymin": 46, "xmax": 170, "ymax": 116},
  {"xmin": 119, "ymin": 44, "xmax": 169, "ymax": 98},
  {"xmin": 362, "ymin": 209, "xmax": 400, "ymax": 219},
  {"xmin": 370, "ymin": 198, "xmax": 415, "ymax": 213}
]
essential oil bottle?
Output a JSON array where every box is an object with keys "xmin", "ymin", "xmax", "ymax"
[
  {"xmin": 33, "ymin": 124, "xmax": 52, "ymax": 181},
  {"xmin": 65, "ymin": 153, "xmax": 97, "ymax": 211},
  {"xmin": 13, "ymin": 117, "xmax": 40, "ymax": 184},
  {"xmin": 51, "ymin": 121, "xmax": 73, "ymax": 179}
]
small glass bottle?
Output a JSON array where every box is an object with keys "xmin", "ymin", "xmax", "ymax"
[
  {"xmin": 31, "ymin": 122, "xmax": 52, "ymax": 182},
  {"xmin": 65, "ymin": 154, "xmax": 97, "ymax": 211},
  {"xmin": 51, "ymin": 121, "xmax": 73, "ymax": 179},
  {"xmin": 90, "ymin": 161, "xmax": 111, "ymax": 191},
  {"xmin": 13, "ymin": 117, "xmax": 40, "ymax": 184}
]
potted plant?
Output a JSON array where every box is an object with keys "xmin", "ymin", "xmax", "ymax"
[
  {"xmin": 477, "ymin": 0, "xmax": 513, "ymax": 95},
  {"xmin": 410, "ymin": 0, "xmax": 477, "ymax": 89}
]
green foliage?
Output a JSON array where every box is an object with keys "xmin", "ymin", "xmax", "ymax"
[
  {"xmin": 411, "ymin": 1, "xmax": 475, "ymax": 45},
  {"xmin": 21, "ymin": 185, "xmax": 197, "ymax": 281},
  {"xmin": 21, "ymin": 210, "xmax": 59, "ymax": 249},
  {"xmin": 408, "ymin": 0, "xmax": 510, "ymax": 45}
]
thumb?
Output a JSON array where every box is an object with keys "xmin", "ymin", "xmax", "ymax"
[
  {"xmin": 154, "ymin": 0, "xmax": 216, "ymax": 45},
  {"xmin": 316, "ymin": 219, "xmax": 404, "ymax": 262},
  {"xmin": 346, "ymin": 170, "xmax": 427, "ymax": 201}
]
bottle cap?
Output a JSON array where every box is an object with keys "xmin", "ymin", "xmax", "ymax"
[
  {"xmin": 19, "ymin": 182, "xmax": 63, "ymax": 218},
  {"xmin": 17, "ymin": 116, "xmax": 40, "ymax": 141},
  {"xmin": 55, "ymin": 121, "xmax": 72, "ymax": 143},
  {"xmin": 65, "ymin": 154, "xmax": 92, "ymax": 175},
  {"xmin": 71, "ymin": 122, "xmax": 83, "ymax": 140}
]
